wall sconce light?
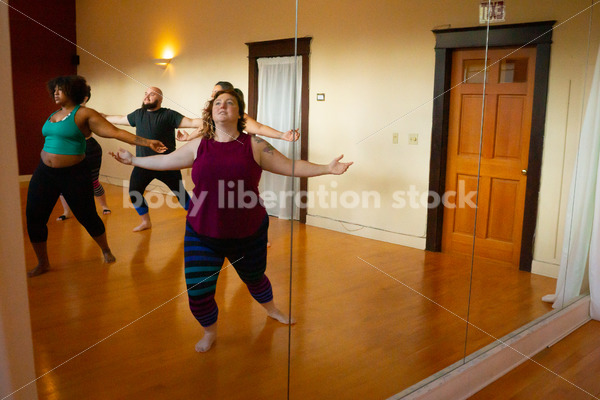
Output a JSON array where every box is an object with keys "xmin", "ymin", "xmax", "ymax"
[{"xmin": 154, "ymin": 58, "xmax": 172, "ymax": 68}]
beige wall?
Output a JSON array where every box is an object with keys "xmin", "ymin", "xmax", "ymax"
[
  {"xmin": 532, "ymin": 2, "xmax": 600, "ymax": 276},
  {"xmin": 75, "ymin": 0, "xmax": 600, "ymax": 276},
  {"xmin": 0, "ymin": 4, "xmax": 38, "ymax": 400}
]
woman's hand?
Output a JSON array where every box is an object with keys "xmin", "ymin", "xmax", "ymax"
[
  {"xmin": 177, "ymin": 130, "xmax": 192, "ymax": 141},
  {"xmin": 109, "ymin": 149, "xmax": 134, "ymax": 165},
  {"xmin": 149, "ymin": 140, "xmax": 167, "ymax": 153},
  {"xmin": 280, "ymin": 129, "xmax": 300, "ymax": 142},
  {"xmin": 328, "ymin": 155, "xmax": 353, "ymax": 175},
  {"xmin": 177, "ymin": 128, "xmax": 201, "ymax": 142}
]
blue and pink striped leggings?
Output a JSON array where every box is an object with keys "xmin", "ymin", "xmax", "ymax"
[{"xmin": 183, "ymin": 216, "xmax": 273, "ymax": 327}]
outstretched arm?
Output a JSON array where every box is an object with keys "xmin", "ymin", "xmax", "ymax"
[
  {"xmin": 251, "ymin": 136, "xmax": 352, "ymax": 177},
  {"xmin": 176, "ymin": 117, "xmax": 205, "ymax": 141},
  {"xmin": 176, "ymin": 117, "xmax": 300, "ymax": 142},
  {"xmin": 110, "ymin": 138, "xmax": 201, "ymax": 171},
  {"xmin": 245, "ymin": 115, "xmax": 300, "ymax": 142},
  {"xmin": 178, "ymin": 116, "xmax": 203, "ymax": 129},
  {"xmin": 177, "ymin": 126, "xmax": 203, "ymax": 142},
  {"xmin": 85, "ymin": 108, "xmax": 167, "ymax": 153},
  {"xmin": 101, "ymin": 114, "xmax": 131, "ymax": 126}
]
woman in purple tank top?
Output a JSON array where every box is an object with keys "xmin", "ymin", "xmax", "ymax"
[{"xmin": 110, "ymin": 89, "xmax": 352, "ymax": 352}]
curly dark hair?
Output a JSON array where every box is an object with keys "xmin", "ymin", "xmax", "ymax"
[
  {"xmin": 84, "ymin": 85, "xmax": 91, "ymax": 103},
  {"xmin": 200, "ymin": 89, "xmax": 246, "ymax": 140},
  {"xmin": 46, "ymin": 75, "xmax": 89, "ymax": 105}
]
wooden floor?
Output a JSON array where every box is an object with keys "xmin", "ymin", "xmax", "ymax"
[
  {"xmin": 18, "ymin": 182, "xmax": 594, "ymax": 400},
  {"xmin": 469, "ymin": 320, "xmax": 600, "ymax": 399}
]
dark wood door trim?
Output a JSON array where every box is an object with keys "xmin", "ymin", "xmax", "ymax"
[
  {"xmin": 246, "ymin": 37, "xmax": 312, "ymax": 223},
  {"xmin": 426, "ymin": 21, "xmax": 555, "ymax": 271}
]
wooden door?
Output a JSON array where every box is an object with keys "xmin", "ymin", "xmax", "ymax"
[{"xmin": 442, "ymin": 47, "xmax": 536, "ymax": 266}]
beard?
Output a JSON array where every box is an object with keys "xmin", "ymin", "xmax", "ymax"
[{"xmin": 141, "ymin": 100, "xmax": 159, "ymax": 110}]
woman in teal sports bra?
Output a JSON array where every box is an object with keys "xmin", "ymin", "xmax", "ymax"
[{"xmin": 26, "ymin": 75, "xmax": 167, "ymax": 277}]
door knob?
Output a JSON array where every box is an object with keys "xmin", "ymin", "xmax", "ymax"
[{"xmin": 521, "ymin": 169, "xmax": 527, "ymax": 175}]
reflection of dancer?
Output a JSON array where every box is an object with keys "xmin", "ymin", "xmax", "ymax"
[
  {"xmin": 176, "ymin": 81, "xmax": 300, "ymax": 142},
  {"xmin": 58, "ymin": 87, "xmax": 110, "ymax": 220},
  {"xmin": 26, "ymin": 75, "xmax": 166, "ymax": 277},
  {"xmin": 110, "ymin": 89, "xmax": 352, "ymax": 352},
  {"xmin": 176, "ymin": 81, "xmax": 300, "ymax": 249},
  {"xmin": 103, "ymin": 87, "xmax": 203, "ymax": 232}
]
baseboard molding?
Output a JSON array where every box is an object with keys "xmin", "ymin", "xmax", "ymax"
[
  {"xmin": 390, "ymin": 295, "xmax": 591, "ymax": 400},
  {"xmin": 305, "ymin": 214, "xmax": 426, "ymax": 249},
  {"xmin": 531, "ymin": 259, "xmax": 560, "ymax": 278}
]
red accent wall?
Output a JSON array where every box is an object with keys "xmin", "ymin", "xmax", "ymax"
[{"xmin": 9, "ymin": 0, "xmax": 77, "ymax": 175}]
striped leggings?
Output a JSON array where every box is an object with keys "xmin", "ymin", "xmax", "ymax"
[
  {"xmin": 184, "ymin": 216, "xmax": 272, "ymax": 327},
  {"xmin": 85, "ymin": 137, "xmax": 105, "ymax": 197}
]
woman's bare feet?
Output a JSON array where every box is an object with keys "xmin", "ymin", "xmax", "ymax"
[
  {"xmin": 29, "ymin": 242, "xmax": 50, "ymax": 277},
  {"xmin": 56, "ymin": 213, "xmax": 72, "ymax": 221},
  {"xmin": 27, "ymin": 263, "xmax": 49, "ymax": 277},
  {"xmin": 103, "ymin": 250, "xmax": 116, "ymax": 263},
  {"xmin": 262, "ymin": 301, "xmax": 296, "ymax": 324},
  {"xmin": 133, "ymin": 221, "xmax": 152, "ymax": 232},
  {"xmin": 57, "ymin": 196, "xmax": 72, "ymax": 221},
  {"xmin": 195, "ymin": 324, "xmax": 217, "ymax": 352},
  {"xmin": 133, "ymin": 214, "xmax": 152, "ymax": 232}
]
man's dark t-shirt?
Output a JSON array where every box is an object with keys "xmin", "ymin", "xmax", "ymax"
[{"xmin": 127, "ymin": 108, "xmax": 184, "ymax": 157}]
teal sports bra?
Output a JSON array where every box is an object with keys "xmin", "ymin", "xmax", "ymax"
[{"xmin": 42, "ymin": 105, "xmax": 87, "ymax": 155}]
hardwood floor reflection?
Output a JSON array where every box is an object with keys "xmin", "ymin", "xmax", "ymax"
[
  {"xmin": 21, "ymin": 182, "xmax": 560, "ymax": 399},
  {"xmin": 469, "ymin": 320, "xmax": 600, "ymax": 400}
]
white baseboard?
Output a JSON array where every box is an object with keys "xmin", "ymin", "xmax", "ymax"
[
  {"xmin": 305, "ymin": 214, "xmax": 426, "ymax": 249},
  {"xmin": 390, "ymin": 296, "xmax": 591, "ymax": 400},
  {"xmin": 531, "ymin": 260, "xmax": 560, "ymax": 278}
]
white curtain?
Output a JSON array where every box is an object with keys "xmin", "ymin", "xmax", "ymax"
[
  {"xmin": 543, "ymin": 44, "xmax": 600, "ymax": 320},
  {"xmin": 257, "ymin": 56, "xmax": 302, "ymax": 220}
]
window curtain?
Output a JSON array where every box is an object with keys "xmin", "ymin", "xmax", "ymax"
[
  {"xmin": 256, "ymin": 56, "xmax": 302, "ymax": 220},
  {"xmin": 543, "ymin": 44, "xmax": 600, "ymax": 320}
]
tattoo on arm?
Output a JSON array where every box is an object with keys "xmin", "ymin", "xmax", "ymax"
[
  {"xmin": 134, "ymin": 136, "xmax": 144, "ymax": 146},
  {"xmin": 263, "ymin": 142, "xmax": 275, "ymax": 154},
  {"xmin": 253, "ymin": 136, "xmax": 274, "ymax": 154}
]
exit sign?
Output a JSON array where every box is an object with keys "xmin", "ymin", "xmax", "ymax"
[{"xmin": 480, "ymin": 1, "xmax": 506, "ymax": 24}]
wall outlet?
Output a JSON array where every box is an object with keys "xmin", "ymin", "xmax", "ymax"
[{"xmin": 408, "ymin": 133, "xmax": 419, "ymax": 145}]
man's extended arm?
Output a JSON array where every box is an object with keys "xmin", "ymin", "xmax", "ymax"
[
  {"xmin": 101, "ymin": 114, "xmax": 131, "ymax": 126},
  {"xmin": 178, "ymin": 116, "xmax": 203, "ymax": 129}
]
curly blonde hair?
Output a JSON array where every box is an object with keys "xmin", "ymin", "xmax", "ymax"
[{"xmin": 200, "ymin": 89, "xmax": 246, "ymax": 139}]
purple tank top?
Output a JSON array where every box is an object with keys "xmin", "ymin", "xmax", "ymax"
[{"xmin": 187, "ymin": 133, "xmax": 266, "ymax": 238}]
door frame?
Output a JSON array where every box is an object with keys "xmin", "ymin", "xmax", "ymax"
[
  {"xmin": 246, "ymin": 37, "xmax": 312, "ymax": 223},
  {"xmin": 425, "ymin": 21, "xmax": 556, "ymax": 271}
]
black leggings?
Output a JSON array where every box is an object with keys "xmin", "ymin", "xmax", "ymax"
[
  {"xmin": 27, "ymin": 160, "xmax": 105, "ymax": 243},
  {"xmin": 129, "ymin": 167, "xmax": 190, "ymax": 215}
]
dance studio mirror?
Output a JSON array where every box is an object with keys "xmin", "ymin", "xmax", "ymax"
[
  {"xmin": 9, "ymin": 1, "xmax": 598, "ymax": 399},
  {"xmin": 281, "ymin": 2, "xmax": 598, "ymax": 398}
]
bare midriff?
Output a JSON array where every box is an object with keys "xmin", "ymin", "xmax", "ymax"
[{"xmin": 41, "ymin": 150, "xmax": 85, "ymax": 168}]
